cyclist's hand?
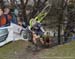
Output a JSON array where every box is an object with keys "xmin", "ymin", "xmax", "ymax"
[{"xmin": 44, "ymin": 32, "xmax": 47, "ymax": 35}]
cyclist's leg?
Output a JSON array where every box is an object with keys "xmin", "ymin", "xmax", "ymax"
[
  {"xmin": 38, "ymin": 31, "xmax": 44, "ymax": 45},
  {"xmin": 32, "ymin": 32, "xmax": 39, "ymax": 44},
  {"xmin": 39, "ymin": 37, "xmax": 44, "ymax": 45}
]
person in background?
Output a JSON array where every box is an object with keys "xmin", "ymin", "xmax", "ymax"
[
  {"xmin": 12, "ymin": 8, "xmax": 26, "ymax": 28},
  {"xmin": 0, "ymin": 8, "xmax": 4, "ymax": 27},
  {"xmin": 3, "ymin": 7, "xmax": 12, "ymax": 26},
  {"xmin": 0, "ymin": 8, "xmax": 3, "ymax": 16},
  {"xmin": 11, "ymin": 8, "xmax": 18, "ymax": 24},
  {"xmin": 17, "ymin": 17, "xmax": 23, "ymax": 26}
]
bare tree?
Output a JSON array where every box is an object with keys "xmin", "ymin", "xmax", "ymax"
[
  {"xmin": 20, "ymin": 0, "xmax": 29, "ymax": 25},
  {"xmin": 0, "ymin": 0, "xmax": 3, "ymax": 8}
]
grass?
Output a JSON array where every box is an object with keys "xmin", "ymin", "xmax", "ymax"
[
  {"xmin": 0, "ymin": 40, "xmax": 29, "ymax": 59},
  {"xmin": 0, "ymin": 40, "xmax": 75, "ymax": 59},
  {"xmin": 38, "ymin": 41, "xmax": 75, "ymax": 59}
]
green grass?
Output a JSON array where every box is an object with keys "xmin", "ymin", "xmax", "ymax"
[
  {"xmin": 0, "ymin": 40, "xmax": 29, "ymax": 59},
  {"xmin": 0, "ymin": 40, "xmax": 75, "ymax": 59},
  {"xmin": 38, "ymin": 41, "xmax": 75, "ymax": 59}
]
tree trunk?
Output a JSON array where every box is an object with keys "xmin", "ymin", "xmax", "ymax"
[
  {"xmin": 0, "ymin": 0, "xmax": 3, "ymax": 8},
  {"xmin": 57, "ymin": 0, "xmax": 64, "ymax": 44},
  {"xmin": 20, "ymin": 0, "xmax": 29, "ymax": 25}
]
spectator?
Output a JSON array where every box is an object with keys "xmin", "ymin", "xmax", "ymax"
[
  {"xmin": 3, "ymin": 7, "xmax": 12, "ymax": 26},
  {"xmin": 0, "ymin": 8, "xmax": 3, "ymax": 16},
  {"xmin": 0, "ymin": 8, "xmax": 4, "ymax": 27},
  {"xmin": 11, "ymin": 8, "xmax": 18, "ymax": 24}
]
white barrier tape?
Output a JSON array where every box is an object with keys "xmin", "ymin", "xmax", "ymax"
[{"xmin": 0, "ymin": 23, "xmax": 28, "ymax": 46}]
